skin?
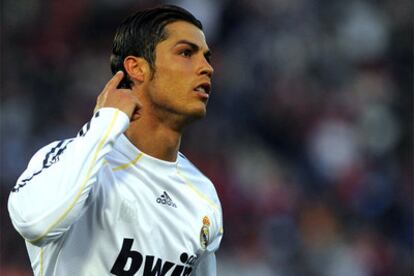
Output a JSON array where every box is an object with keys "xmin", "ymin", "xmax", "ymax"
[{"xmin": 95, "ymin": 21, "xmax": 214, "ymax": 162}]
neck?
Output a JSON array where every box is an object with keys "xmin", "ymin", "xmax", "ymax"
[{"xmin": 125, "ymin": 116, "xmax": 182, "ymax": 162}]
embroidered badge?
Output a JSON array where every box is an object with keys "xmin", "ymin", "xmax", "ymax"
[{"xmin": 200, "ymin": 216, "xmax": 210, "ymax": 249}]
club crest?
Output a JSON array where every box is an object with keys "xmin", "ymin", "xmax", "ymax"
[{"xmin": 200, "ymin": 216, "xmax": 210, "ymax": 249}]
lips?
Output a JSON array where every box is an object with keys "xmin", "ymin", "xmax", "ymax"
[{"xmin": 193, "ymin": 82, "xmax": 211, "ymax": 95}]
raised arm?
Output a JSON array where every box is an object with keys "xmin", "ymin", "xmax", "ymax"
[{"xmin": 8, "ymin": 71, "xmax": 140, "ymax": 246}]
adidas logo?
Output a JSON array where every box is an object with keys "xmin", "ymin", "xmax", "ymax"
[{"xmin": 156, "ymin": 191, "xmax": 177, "ymax": 208}]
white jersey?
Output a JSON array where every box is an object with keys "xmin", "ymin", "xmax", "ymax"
[{"xmin": 8, "ymin": 108, "xmax": 223, "ymax": 276}]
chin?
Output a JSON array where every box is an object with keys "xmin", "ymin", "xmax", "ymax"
[
  {"xmin": 191, "ymin": 108, "xmax": 207, "ymax": 119},
  {"xmin": 185, "ymin": 106, "xmax": 207, "ymax": 122}
]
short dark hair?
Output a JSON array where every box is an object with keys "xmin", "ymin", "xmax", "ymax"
[{"xmin": 110, "ymin": 5, "xmax": 203, "ymax": 88}]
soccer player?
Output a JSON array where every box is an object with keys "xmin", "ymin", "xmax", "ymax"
[{"xmin": 8, "ymin": 5, "xmax": 223, "ymax": 276}]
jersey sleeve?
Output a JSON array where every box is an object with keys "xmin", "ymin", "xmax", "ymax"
[{"xmin": 7, "ymin": 107, "xmax": 129, "ymax": 246}]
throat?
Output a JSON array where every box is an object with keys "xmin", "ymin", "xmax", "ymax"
[{"xmin": 125, "ymin": 121, "xmax": 182, "ymax": 162}]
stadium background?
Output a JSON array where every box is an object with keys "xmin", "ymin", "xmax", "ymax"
[{"xmin": 1, "ymin": 0, "xmax": 412, "ymax": 275}]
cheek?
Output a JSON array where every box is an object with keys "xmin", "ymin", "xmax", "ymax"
[
  {"xmin": 155, "ymin": 65, "xmax": 190, "ymax": 95},
  {"xmin": 149, "ymin": 72, "xmax": 184, "ymax": 107}
]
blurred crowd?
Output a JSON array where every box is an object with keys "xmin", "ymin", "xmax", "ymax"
[{"xmin": 1, "ymin": 0, "xmax": 412, "ymax": 275}]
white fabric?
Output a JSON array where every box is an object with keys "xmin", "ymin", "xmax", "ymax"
[{"xmin": 8, "ymin": 107, "xmax": 223, "ymax": 276}]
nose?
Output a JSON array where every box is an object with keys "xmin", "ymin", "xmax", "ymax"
[{"xmin": 198, "ymin": 57, "xmax": 214, "ymax": 78}]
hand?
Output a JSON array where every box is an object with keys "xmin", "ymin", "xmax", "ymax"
[{"xmin": 94, "ymin": 71, "xmax": 141, "ymax": 121}]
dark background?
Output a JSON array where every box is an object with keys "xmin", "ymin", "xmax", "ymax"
[{"xmin": 1, "ymin": 0, "xmax": 412, "ymax": 275}]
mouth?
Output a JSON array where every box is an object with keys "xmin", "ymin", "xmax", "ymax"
[{"xmin": 193, "ymin": 82, "xmax": 211, "ymax": 98}]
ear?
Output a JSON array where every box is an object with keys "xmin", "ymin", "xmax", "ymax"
[{"xmin": 123, "ymin": 56, "xmax": 150, "ymax": 84}]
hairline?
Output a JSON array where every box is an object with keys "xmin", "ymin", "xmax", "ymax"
[{"xmin": 148, "ymin": 19, "xmax": 203, "ymax": 77}]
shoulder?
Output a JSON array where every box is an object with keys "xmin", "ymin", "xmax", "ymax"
[
  {"xmin": 177, "ymin": 153, "xmax": 224, "ymax": 250},
  {"xmin": 177, "ymin": 152, "xmax": 221, "ymax": 209}
]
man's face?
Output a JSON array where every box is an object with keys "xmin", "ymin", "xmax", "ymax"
[{"xmin": 145, "ymin": 21, "xmax": 213, "ymax": 122}]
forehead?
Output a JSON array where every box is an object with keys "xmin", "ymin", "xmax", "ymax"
[{"xmin": 161, "ymin": 21, "xmax": 209, "ymax": 50}]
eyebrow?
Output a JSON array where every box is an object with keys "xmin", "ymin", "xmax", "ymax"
[{"xmin": 175, "ymin": 39, "xmax": 212, "ymax": 60}]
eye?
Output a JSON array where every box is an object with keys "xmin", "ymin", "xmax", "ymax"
[{"xmin": 180, "ymin": 49, "xmax": 193, "ymax": 57}]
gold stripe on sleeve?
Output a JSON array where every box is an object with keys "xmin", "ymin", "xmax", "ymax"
[
  {"xmin": 40, "ymin": 247, "xmax": 44, "ymax": 276},
  {"xmin": 29, "ymin": 110, "xmax": 120, "ymax": 244}
]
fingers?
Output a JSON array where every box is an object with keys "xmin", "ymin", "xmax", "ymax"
[
  {"xmin": 94, "ymin": 71, "xmax": 142, "ymax": 120},
  {"xmin": 95, "ymin": 71, "xmax": 124, "ymax": 112},
  {"xmin": 105, "ymin": 71, "xmax": 124, "ymax": 90}
]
